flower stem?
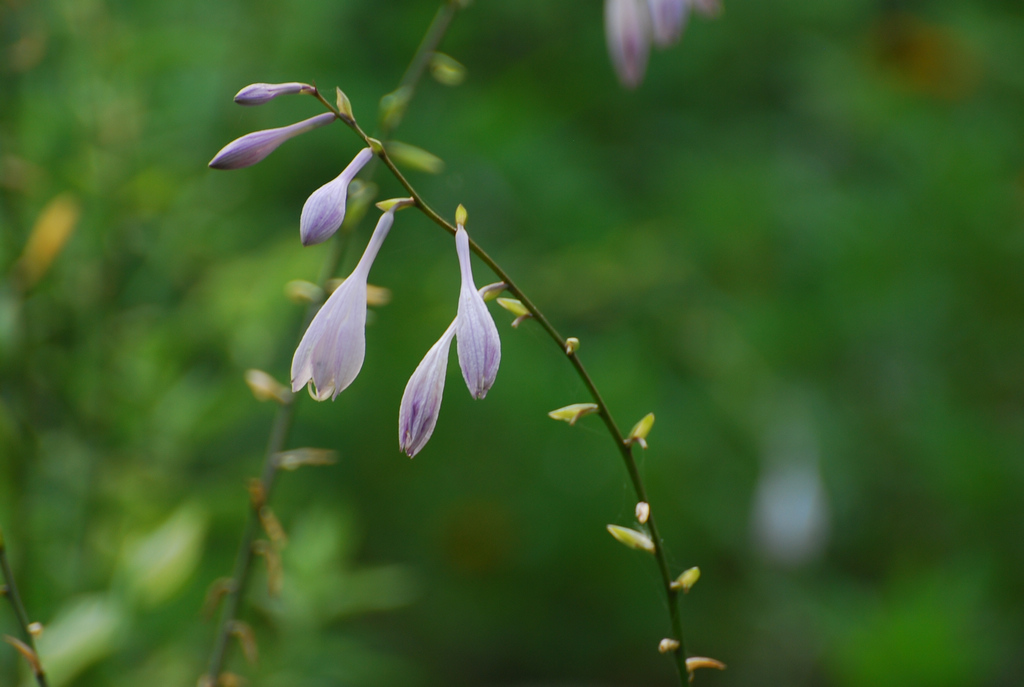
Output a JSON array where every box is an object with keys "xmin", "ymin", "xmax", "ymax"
[
  {"xmin": 338, "ymin": 109, "xmax": 692, "ymax": 687},
  {"xmin": 0, "ymin": 527, "xmax": 49, "ymax": 687}
]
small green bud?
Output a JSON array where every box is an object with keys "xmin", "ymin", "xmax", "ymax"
[
  {"xmin": 548, "ymin": 403, "xmax": 599, "ymax": 425},
  {"xmin": 429, "ymin": 52, "xmax": 467, "ymax": 86},
  {"xmin": 274, "ymin": 448, "xmax": 337, "ymax": 471},
  {"xmin": 606, "ymin": 524, "xmax": 656, "ymax": 554},
  {"xmin": 385, "ymin": 140, "xmax": 444, "ymax": 174},
  {"xmin": 496, "ymin": 298, "xmax": 529, "ymax": 318},
  {"xmin": 455, "ymin": 204, "xmax": 468, "ymax": 227},
  {"xmin": 378, "ymin": 86, "xmax": 412, "ymax": 130},
  {"xmin": 478, "ymin": 282, "xmax": 507, "ymax": 301},
  {"xmin": 626, "ymin": 412, "xmax": 655, "ymax": 449},
  {"xmin": 670, "ymin": 566, "xmax": 701, "ymax": 593},
  {"xmin": 374, "ymin": 197, "xmax": 415, "ymax": 212},
  {"xmin": 335, "ymin": 87, "xmax": 355, "ymax": 124},
  {"xmin": 564, "ymin": 337, "xmax": 580, "ymax": 354}
]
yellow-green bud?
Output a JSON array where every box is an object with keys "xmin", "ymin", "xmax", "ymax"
[
  {"xmin": 564, "ymin": 337, "xmax": 580, "ymax": 354},
  {"xmin": 244, "ymin": 369, "xmax": 293, "ymax": 405},
  {"xmin": 375, "ymin": 197, "xmax": 415, "ymax": 212},
  {"xmin": 496, "ymin": 298, "xmax": 529, "ymax": 317},
  {"xmin": 606, "ymin": 524, "xmax": 656, "ymax": 554},
  {"xmin": 429, "ymin": 52, "xmax": 467, "ymax": 86},
  {"xmin": 626, "ymin": 412, "xmax": 655, "ymax": 449},
  {"xmin": 455, "ymin": 203, "xmax": 468, "ymax": 227},
  {"xmin": 284, "ymin": 279, "xmax": 323, "ymax": 304},
  {"xmin": 335, "ymin": 87, "xmax": 355, "ymax": 124},
  {"xmin": 548, "ymin": 403, "xmax": 599, "ymax": 426},
  {"xmin": 385, "ymin": 140, "xmax": 444, "ymax": 174},
  {"xmin": 274, "ymin": 448, "xmax": 337, "ymax": 471},
  {"xmin": 670, "ymin": 566, "xmax": 701, "ymax": 593}
]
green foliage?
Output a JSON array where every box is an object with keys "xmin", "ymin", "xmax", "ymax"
[{"xmin": 1, "ymin": 0, "xmax": 1023, "ymax": 685}]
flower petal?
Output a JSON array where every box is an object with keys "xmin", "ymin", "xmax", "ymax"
[
  {"xmin": 605, "ymin": 0, "xmax": 652, "ymax": 89},
  {"xmin": 291, "ymin": 207, "xmax": 395, "ymax": 399},
  {"xmin": 399, "ymin": 322, "xmax": 456, "ymax": 457},
  {"xmin": 300, "ymin": 147, "xmax": 374, "ymax": 245},
  {"xmin": 233, "ymin": 82, "xmax": 315, "ymax": 106},
  {"xmin": 208, "ymin": 112, "xmax": 336, "ymax": 170},
  {"xmin": 647, "ymin": 0, "xmax": 688, "ymax": 47},
  {"xmin": 454, "ymin": 227, "xmax": 500, "ymax": 399}
]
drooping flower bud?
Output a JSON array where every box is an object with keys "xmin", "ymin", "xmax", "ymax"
[
  {"xmin": 606, "ymin": 524, "xmax": 656, "ymax": 553},
  {"xmin": 455, "ymin": 227, "xmax": 501, "ymax": 399},
  {"xmin": 647, "ymin": 0, "xmax": 688, "ymax": 47},
  {"xmin": 291, "ymin": 207, "xmax": 396, "ymax": 400},
  {"xmin": 299, "ymin": 147, "xmax": 373, "ymax": 245},
  {"xmin": 233, "ymin": 82, "xmax": 315, "ymax": 106},
  {"xmin": 209, "ymin": 112, "xmax": 336, "ymax": 170},
  {"xmin": 399, "ymin": 323, "xmax": 456, "ymax": 457},
  {"xmin": 605, "ymin": 0, "xmax": 652, "ymax": 89},
  {"xmin": 548, "ymin": 403, "xmax": 600, "ymax": 425}
]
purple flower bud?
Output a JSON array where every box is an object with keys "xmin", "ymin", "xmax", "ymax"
[
  {"xmin": 208, "ymin": 112, "xmax": 336, "ymax": 170},
  {"xmin": 455, "ymin": 227, "xmax": 500, "ymax": 399},
  {"xmin": 647, "ymin": 0, "xmax": 688, "ymax": 47},
  {"xmin": 605, "ymin": 0, "xmax": 652, "ymax": 89},
  {"xmin": 233, "ymin": 82, "xmax": 315, "ymax": 106},
  {"xmin": 299, "ymin": 147, "xmax": 374, "ymax": 246},
  {"xmin": 291, "ymin": 207, "xmax": 395, "ymax": 400},
  {"xmin": 398, "ymin": 322, "xmax": 456, "ymax": 457}
]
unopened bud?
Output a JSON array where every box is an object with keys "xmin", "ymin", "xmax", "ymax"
[
  {"xmin": 496, "ymin": 298, "xmax": 529, "ymax": 317},
  {"xmin": 686, "ymin": 656, "xmax": 727, "ymax": 673},
  {"xmin": 274, "ymin": 448, "xmax": 337, "ymax": 471},
  {"xmin": 252, "ymin": 540, "xmax": 283, "ymax": 596},
  {"xmin": 378, "ymin": 86, "xmax": 411, "ymax": 130},
  {"xmin": 335, "ymin": 87, "xmax": 354, "ymax": 123},
  {"xmin": 285, "ymin": 279, "xmax": 324, "ymax": 304},
  {"xmin": 548, "ymin": 403, "xmax": 599, "ymax": 426},
  {"xmin": 606, "ymin": 524, "xmax": 656, "ymax": 554},
  {"xmin": 228, "ymin": 620, "xmax": 259, "ymax": 664},
  {"xmin": 658, "ymin": 638, "xmax": 680, "ymax": 654},
  {"xmin": 258, "ymin": 506, "xmax": 288, "ymax": 548},
  {"xmin": 244, "ymin": 369, "xmax": 293, "ymax": 405},
  {"xmin": 429, "ymin": 52, "xmax": 467, "ymax": 86},
  {"xmin": 478, "ymin": 282, "xmax": 506, "ymax": 301},
  {"xmin": 209, "ymin": 112, "xmax": 336, "ymax": 170},
  {"xmin": 635, "ymin": 501, "xmax": 650, "ymax": 524},
  {"xmin": 386, "ymin": 140, "xmax": 444, "ymax": 174},
  {"xmin": 455, "ymin": 203, "xmax": 468, "ymax": 227},
  {"xmin": 565, "ymin": 337, "xmax": 580, "ymax": 354},
  {"xmin": 366, "ymin": 284, "xmax": 392, "ymax": 307},
  {"xmin": 26, "ymin": 622, "xmax": 42, "ymax": 639},
  {"xmin": 375, "ymin": 197, "xmax": 415, "ymax": 212},
  {"xmin": 233, "ymin": 82, "xmax": 314, "ymax": 106},
  {"xmin": 626, "ymin": 412, "xmax": 655, "ymax": 449},
  {"xmin": 670, "ymin": 566, "xmax": 701, "ymax": 593}
]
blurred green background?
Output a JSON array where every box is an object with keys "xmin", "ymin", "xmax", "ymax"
[{"xmin": 2, "ymin": 0, "xmax": 1023, "ymax": 685}]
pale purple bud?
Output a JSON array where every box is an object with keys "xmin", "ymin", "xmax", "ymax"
[
  {"xmin": 455, "ymin": 227, "xmax": 500, "ymax": 399},
  {"xmin": 647, "ymin": 0, "xmax": 688, "ymax": 47},
  {"xmin": 300, "ymin": 148, "xmax": 374, "ymax": 246},
  {"xmin": 605, "ymin": 0, "xmax": 652, "ymax": 89},
  {"xmin": 398, "ymin": 322, "xmax": 456, "ymax": 457},
  {"xmin": 233, "ymin": 82, "xmax": 315, "ymax": 106},
  {"xmin": 691, "ymin": 0, "xmax": 721, "ymax": 17},
  {"xmin": 208, "ymin": 112, "xmax": 336, "ymax": 170},
  {"xmin": 291, "ymin": 207, "xmax": 395, "ymax": 400}
]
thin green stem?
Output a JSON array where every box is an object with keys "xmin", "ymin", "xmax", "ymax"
[
  {"xmin": 0, "ymin": 528, "xmax": 49, "ymax": 687},
  {"xmin": 336, "ymin": 115, "xmax": 691, "ymax": 686},
  {"xmin": 202, "ymin": 3, "xmax": 463, "ymax": 683}
]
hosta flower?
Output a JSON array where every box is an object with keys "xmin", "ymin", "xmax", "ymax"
[
  {"xmin": 208, "ymin": 112, "xmax": 336, "ymax": 170},
  {"xmin": 300, "ymin": 147, "xmax": 374, "ymax": 246},
  {"xmin": 291, "ymin": 206, "xmax": 396, "ymax": 400},
  {"xmin": 605, "ymin": 0, "xmax": 651, "ymax": 89},
  {"xmin": 233, "ymin": 82, "xmax": 315, "ymax": 106},
  {"xmin": 647, "ymin": 0, "xmax": 687, "ymax": 47},
  {"xmin": 398, "ymin": 225, "xmax": 502, "ymax": 457},
  {"xmin": 398, "ymin": 322, "xmax": 456, "ymax": 457},
  {"xmin": 455, "ymin": 226, "xmax": 500, "ymax": 399}
]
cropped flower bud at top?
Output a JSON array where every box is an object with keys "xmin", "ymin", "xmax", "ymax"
[
  {"xmin": 300, "ymin": 147, "xmax": 373, "ymax": 245},
  {"xmin": 291, "ymin": 206, "xmax": 395, "ymax": 400},
  {"xmin": 455, "ymin": 227, "xmax": 500, "ymax": 399},
  {"xmin": 399, "ymin": 322, "xmax": 456, "ymax": 457},
  {"xmin": 647, "ymin": 0, "xmax": 688, "ymax": 47},
  {"xmin": 209, "ymin": 112, "xmax": 336, "ymax": 170},
  {"xmin": 605, "ymin": 0, "xmax": 651, "ymax": 89},
  {"xmin": 233, "ymin": 82, "xmax": 315, "ymax": 106}
]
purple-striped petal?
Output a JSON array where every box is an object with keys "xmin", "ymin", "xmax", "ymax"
[
  {"xmin": 647, "ymin": 0, "xmax": 689, "ymax": 47},
  {"xmin": 291, "ymin": 207, "xmax": 395, "ymax": 399},
  {"xmin": 208, "ymin": 112, "xmax": 336, "ymax": 170},
  {"xmin": 299, "ymin": 147, "xmax": 374, "ymax": 246},
  {"xmin": 605, "ymin": 0, "xmax": 652, "ymax": 89},
  {"xmin": 454, "ymin": 227, "xmax": 500, "ymax": 399},
  {"xmin": 398, "ymin": 322, "xmax": 456, "ymax": 457}
]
